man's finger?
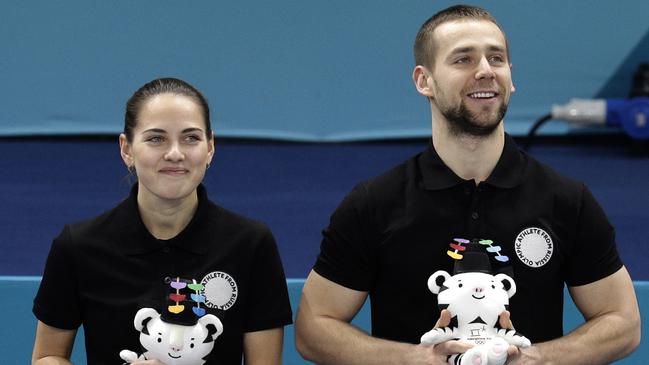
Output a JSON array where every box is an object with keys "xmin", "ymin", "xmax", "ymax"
[
  {"xmin": 434, "ymin": 309, "xmax": 452, "ymax": 328},
  {"xmin": 499, "ymin": 310, "xmax": 514, "ymax": 329},
  {"xmin": 432, "ymin": 340, "xmax": 473, "ymax": 355},
  {"xmin": 507, "ymin": 344, "xmax": 520, "ymax": 356}
]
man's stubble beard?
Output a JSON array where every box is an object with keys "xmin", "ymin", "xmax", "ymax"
[
  {"xmin": 442, "ymin": 101, "xmax": 508, "ymax": 138},
  {"xmin": 433, "ymin": 78, "xmax": 509, "ymax": 138}
]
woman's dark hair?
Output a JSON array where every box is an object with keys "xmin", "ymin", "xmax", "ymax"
[{"xmin": 124, "ymin": 77, "xmax": 212, "ymax": 141}]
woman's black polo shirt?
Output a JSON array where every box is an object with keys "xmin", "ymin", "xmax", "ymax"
[
  {"xmin": 314, "ymin": 134, "xmax": 622, "ymax": 344},
  {"xmin": 33, "ymin": 184, "xmax": 293, "ymax": 365}
]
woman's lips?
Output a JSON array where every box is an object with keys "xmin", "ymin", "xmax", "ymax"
[{"xmin": 159, "ymin": 168, "xmax": 188, "ymax": 176}]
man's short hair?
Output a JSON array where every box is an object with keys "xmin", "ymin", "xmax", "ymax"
[{"xmin": 413, "ymin": 4, "xmax": 508, "ymax": 68}]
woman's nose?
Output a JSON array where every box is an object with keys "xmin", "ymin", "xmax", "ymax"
[{"xmin": 164, "ymin": 143, "xmax": 185, "ymax": 161}]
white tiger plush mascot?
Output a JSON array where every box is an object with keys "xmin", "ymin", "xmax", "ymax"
[
  {"xmin": 421, "ymin": 269, "xmax": 531, "ymax": 365},
  {"xmin": 120, "ymin": 307, "xmax": 223, "ymax": 365}
]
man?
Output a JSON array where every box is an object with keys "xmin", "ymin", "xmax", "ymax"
[{"xmin": 295, "ymin": 5, "xmax": 640, "ymax": 365}]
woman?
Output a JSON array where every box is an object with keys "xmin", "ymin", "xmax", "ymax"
[{"xmin": 32, "ymin": 78, "xmax": 293, "ymax": 365}]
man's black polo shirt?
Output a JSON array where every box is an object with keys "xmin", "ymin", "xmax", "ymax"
[
  {"xmin": 34, "ymin": 184, "xmax": 293, "ymax": 365},
  {"xmin": 314, "ymin": 134, "xmax": 622, "ymax": 344}
]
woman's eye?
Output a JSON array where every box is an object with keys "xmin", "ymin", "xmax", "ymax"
[
  {"xmin": 184, "ymin": 135, "xmax": 201, "ymax": 143},
  {"xmin": 146, "ymin": 136, "xmax": 164, "ymax": 143}
]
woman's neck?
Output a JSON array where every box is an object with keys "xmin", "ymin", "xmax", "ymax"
[{"xmin": 137, "ymin": 189, "xmax": 198, "ymax": 240}]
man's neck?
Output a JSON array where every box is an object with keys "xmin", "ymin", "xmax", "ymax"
[{"xmin": 432, "ymin": 123, "xmax": 505, "ymax": 184}]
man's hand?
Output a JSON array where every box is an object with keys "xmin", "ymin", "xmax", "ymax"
[
  {"xmin": 408, "ymin": 341, "xmax": 474, "ymax": 365},
  {"xmin": 408, "ymin": 309, "xmax": 473, "ymax": 365},
  {"xmin": 435, "ymin": 309, "xmax": 453, "ymax": 328},
  {"xmin": 297, "ymin": 272, "xmax": 476, "ymax": 365},
  {"xmin": 497, "ymin": 310, "xmax": 518, "ymax": 357},
  {"xmin": 433, "ymin": 309, "xmax": 474, "ymax": 356},
  {"xmin": 497, "ymin": 310, "xmax": 524, "ymax": 358},
  {"xmin": 497, "ymin": 310, "xmax": 542, "ymax": 364},
  {"xmin": 131, "ymin": 360, "xmax": 167, "ymax": 365}
]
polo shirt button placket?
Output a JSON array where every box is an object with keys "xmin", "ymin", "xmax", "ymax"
[{"xmin": 470, "ymin": 185, "xmax": 482, "ymax": 222}]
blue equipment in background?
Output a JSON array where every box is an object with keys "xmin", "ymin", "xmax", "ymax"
[
  {"xmin": 606, "ymin": 98, "xmax": 649, "ymax": 140},
  {"xmin": 550, "ymin": 97, "xmax": 649, "ymax": 140},
  {"xmin": 525, "ymin": 64, "xmax": 649, "ymax": 151}
]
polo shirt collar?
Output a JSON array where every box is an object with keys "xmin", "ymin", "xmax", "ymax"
[
  {"xmin": 420, "ymin": 133, "xmax": 525, "ymax": 190},
  {"xmin": 118, "ymin": 183, "xmax": 211, "ymax": 255},
  {"xmin": 419, "ymin": 140, "xmax": 464, "ymax": 190},
  {"xmin": 484, "ymin": 134, "xmax": 526, "ymax": 188}
]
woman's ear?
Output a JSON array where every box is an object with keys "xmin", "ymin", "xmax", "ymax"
[
  {"xmin": 119, "ymin": 133, "xmax": 134, "ymax": 168},
  {"xmin": 207, "ymin": 132, "xmax": 215, "ymax": 165}
]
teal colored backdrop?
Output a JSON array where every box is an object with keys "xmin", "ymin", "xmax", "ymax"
[{"xmin": 2, "ymin": 1, "xmax": 648, "ymax": 140}]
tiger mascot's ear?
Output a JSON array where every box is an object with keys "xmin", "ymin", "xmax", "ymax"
[
  {"xmin": 494, "ymin": 273, "xmax": 517, "ymax": 298},
  {"xmin": 427, "ymin": 270, "xmax": 451, "ymax": 294},
  {"xmin": 134, "ymin": 308, "xmax": 159, "ymax": 334},
  {"xmin": 198, "ymin": 314, "xmax": 224, "ymax": 343}
]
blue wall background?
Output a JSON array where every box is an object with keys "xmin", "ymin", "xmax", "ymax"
[{"xmin": 2, "ymin": 0, "xmax": 648, "ymax": 140}]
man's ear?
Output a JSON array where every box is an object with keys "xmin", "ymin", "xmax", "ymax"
[
  {"xmin": 119, "ymin": 133, "xmax": 134, "ymax": 168},
  {"xmin": 510, "ymin": 63, "xmax": 516, "ymax": 93},
  {"xmin": 413, "ymin": 65, "xmax": 434, "ymax": 98}
]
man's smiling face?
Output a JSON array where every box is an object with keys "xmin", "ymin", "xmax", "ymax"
[{"xmin": 428, "ymin": 20, "xmax": 514, "ymax": 136}]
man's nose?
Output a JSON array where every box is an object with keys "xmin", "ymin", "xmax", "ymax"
[{"xmin": 475, "ymin": 56, "xmax": 496, "ymax": 80}]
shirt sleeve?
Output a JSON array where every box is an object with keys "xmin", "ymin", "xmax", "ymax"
[
  {"xmin": 564, "ymin": 185, "xmax": 623, "ymax": 286},
  {"xmin": 244, "ymin": 226, "xmax": 293, "ymax": 332},
  {"xmin": 313, "ymin": 183, "xmax": 377, "ymax": 291},
  {"xmin": 32, "ymin": 225, "xmax": 82, "ymax": 330}
]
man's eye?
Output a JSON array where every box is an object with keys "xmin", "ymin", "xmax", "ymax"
[
  {"xmin": 455, "ymin": 57, "xmax": 470, "ymax": 64},
  {"xmin": 489, "ymin": 55, "xmax": 505, "ymax": 64}
]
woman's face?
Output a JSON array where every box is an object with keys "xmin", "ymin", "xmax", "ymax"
[{"xmin": 119, "ymin": 93, "xmax": 214, "ymax": 204}]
